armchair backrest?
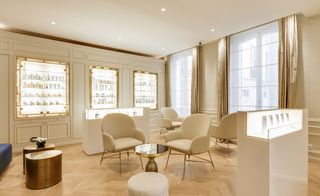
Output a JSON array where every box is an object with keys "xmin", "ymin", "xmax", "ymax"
[
  {"xmin": 101, "ymin": 113, "xmax": 136, "ymax": 139},
  {"xmin": 211, "ymin": 112, "xmax": 238, "ymax": 139},
  {"xmin": 181, "ymin": 114, "xmax": 211, "ymax": 139},
  {"xmin": 161, "ymin": 107, "xmax": 179, "ymax": 121}
]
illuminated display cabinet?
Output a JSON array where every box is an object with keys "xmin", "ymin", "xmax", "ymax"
[
  {"xmin": 237, "ymin": 109, "xmax": 308, "ymax": 196},
  {"xmin": 16, "ymin": 57, "xmax": 69, "ymax": 118},
  {"xmin": 89, "ymin": 66, "xmax": 118, "ymax": 109},
  {"xmin": 134, "ymin": 71, "xmax": 157, "ymax": 110}
]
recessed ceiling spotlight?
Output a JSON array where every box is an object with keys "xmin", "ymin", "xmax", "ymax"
[
  {"xmin": 118, "ymin": 37, "xmax": 122, "ymax": 41},
  {"xmin": 161, "ymin": 48, "xmax": 166, "ymax": 50},
  {"xmin": 210, "ymin": 29, "xmax": 215, "ymax": 32},
  {"xmin": 51, "ymin": 21, "xmax": 56, "ymax": 25},
  {"xmin": 161, "ymin": 8, "xmax": 166, "ymax": 12}
]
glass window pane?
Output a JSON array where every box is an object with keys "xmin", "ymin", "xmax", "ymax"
[
  {"xmin": 170, "ymin": 49, "xmax": 193, "ymax": 117},
  {"xmin": 261, "ymin": 43, "xmax": 279, "ymax": 65},
  {"xmin": 228, "ymin": 21, "xmax": 279, "ymax": 113},
  {"xmin": 262, "ymin": 64, "xmax": 278, "ymax": 86}
]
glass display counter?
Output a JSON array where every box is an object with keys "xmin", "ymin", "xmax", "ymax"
[
  {"xmin": 83, "ymin": 107, "xmax": 150, "ymax": 155},
  {"xmin": 237, "ymin": 109, "xmax": 307, "ymax": 196},
  {"xmin": 86, "ymin": 107, "xmax": 143, "ymax": 119},
  {"xmin": 246, "ymin": 109, "xmax": 303, "ymax": 139},
  {"xmin": 16, "ymin": 57, "xmax": 69, "ymax": 118}
]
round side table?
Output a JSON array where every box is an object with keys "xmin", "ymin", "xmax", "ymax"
[
  {"xmin": 25, "ymin": 150, "xmax": 62, "ymax": 189},
  {"xmin": 23, "ymin": 143, "xmax": 55, "ymax": 174},
  {"xmin": 135, "ymin": 144, "xmax": 169, "ymax": 172}
]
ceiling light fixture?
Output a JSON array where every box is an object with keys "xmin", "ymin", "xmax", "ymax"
[
  {"xmin": 210, "ymin": 29, "xmax": 215, "ymax": 32},
  {"xmin": 118, "ymin": 37, "xmax": 122, "ymax": 41},
  {"xmin": 161, "ymin": 48, "xmax": 166, "ymax": 50},
  {"xmin": 51, "ymin": 21, "xmax": 56, "ymax": 25},
  {"xmin": 161, "ymin": 8, "xmax": 166, "ymax": 12}
]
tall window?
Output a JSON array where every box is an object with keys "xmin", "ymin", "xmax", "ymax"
[
  {"xmin": 170, "ymin": 49, "xmax": 193, "ymax": 117},
  {"xmin": 229, "ymin": 21, "xmax": 279, "ymax": 113}
]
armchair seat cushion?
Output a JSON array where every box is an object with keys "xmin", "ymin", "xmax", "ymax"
[
  {"xmin": 172, "ymin": 121, "xmax": 182, "ymax": 127},
  {"xmin": 167, "ymin": 139, "xmax": 192, "ymax": 154},
  {"xmin": 114, "ymin": 137, "xmax": 143, "ymax": 152}
]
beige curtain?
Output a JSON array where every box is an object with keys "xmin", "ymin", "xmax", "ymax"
[
  {"xmin": 191, "ymin": 46, "xmax": 200, "ymax": 114},
  {"xmin": 164, "ymin": 56, "xmax": 171, "ymax": 107},
  {"xmin": 217, "ymin": 37, "xmax": 229, "ymax": 121},
  {"xmin": 279, "ymin": 14, "xmax": 299, "ymax": 108}
]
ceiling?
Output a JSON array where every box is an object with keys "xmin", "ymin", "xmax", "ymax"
[{"xmin": 0, "ymin": 0, "xmax": 320, "ymax": 57}]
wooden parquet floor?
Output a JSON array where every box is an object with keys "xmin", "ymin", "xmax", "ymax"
[{"xmin": 0, "ymin": 132, "xmax": 319, "ymax": 196}]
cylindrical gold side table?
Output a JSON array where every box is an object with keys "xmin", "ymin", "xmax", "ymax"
[
  {"xmin": 25, "ymin": 150, "xmax": 62, "ymax": 190},
  {"xmin": 23, "ymin": 143, "xmax": 55, "ymax": 174}
]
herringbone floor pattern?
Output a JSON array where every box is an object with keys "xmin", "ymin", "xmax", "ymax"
[{"xmin": 0, "ymin": 132, "xmax": 319, "ymax": 196}]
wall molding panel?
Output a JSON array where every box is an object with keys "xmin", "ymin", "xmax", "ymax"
[
  {"xmin": 200, "ymin": 109, "xmax": 218, "ymax": 125},
  {"xmin": 0, "ymin": 29, "xmax": 165, "ymax": 152},
  {"xmin": 308, "ymin": 118, "xmax": 320, "ymax": 159}
]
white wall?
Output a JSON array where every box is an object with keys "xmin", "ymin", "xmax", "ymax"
[
  {"xmin": 300, "ymin": 14, "xmax": 320, "ymax": 157},
  {"xmin": 0, "ymin": 30, "xmax": 165, "ymax": 151}
]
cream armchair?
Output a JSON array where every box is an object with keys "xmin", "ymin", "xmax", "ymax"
[
  {"xmin": 211, "ymin": 112, "xmax": 238, "ymax": 153},
  {"xmin": 160, "ymin": 107, "xmax": 184, "ymax": 135},
  {"xmin": 164, "ymin": 114, "xmax": 214, "ymax": 179},
  {"xmin": 100, "ymin": 113, "xmax": 145, "ymax": 173}
]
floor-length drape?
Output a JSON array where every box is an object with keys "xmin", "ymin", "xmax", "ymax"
[
  {"xmin": 217, "ymin": 37, "xmax": 229, "ymax": 121},
  {"xmin": 279, "ymin": 14, "xmax": 299, "ymax": 108},
  {"xmin": 191, "ymin": 46, "xmax": 200, "ymax": 114},
  {"xmin": 164, "ymin": 56, "xmax": 171, "ymax": 107}
]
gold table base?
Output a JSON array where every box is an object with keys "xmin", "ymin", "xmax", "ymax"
[{"xmin": 145, "ymin": 157, "xmax": 158, "ymax": 172}]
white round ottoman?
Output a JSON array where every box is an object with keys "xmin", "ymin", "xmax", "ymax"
[{"xmin": 128, "ymin": 172, "xmax": 169, "ymax": 196}]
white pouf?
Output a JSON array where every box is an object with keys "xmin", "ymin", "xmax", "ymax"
[{"xmin": 128, "ymin": 172, "xmax": 169, "ymax": 196}]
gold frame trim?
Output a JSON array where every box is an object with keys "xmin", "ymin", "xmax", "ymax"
[
  {"xmin": 133, "ymin": 70, "xmax": 158, "ymax": 110},
  {"xmin": 89, "ymin": 65, "xmax": 119, "ymax": 109},
  {"xmin": 16, "ymin": 57, "xmax": 70, "ymax": 119}
]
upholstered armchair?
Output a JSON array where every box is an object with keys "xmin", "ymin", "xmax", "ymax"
[
  {"xmin": 210, "ymin": 112, "xmax": 238, "ymax": 152},
  {"xmin": 100, "ymin": 113, "xmax": 145, "ymax": 173},
  {"xmin": 160, "ymin": 107, "xmax": 184, "ymax": 135},
  {"xmin": 164, "ymin": 114, "xmax": 214, "ymax": 179}
]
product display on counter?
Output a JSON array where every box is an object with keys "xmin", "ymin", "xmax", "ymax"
[
  {"xmin": 16, "ymin": 57, "xmax": 69, "ymax": 118},
  {"xmin": 134, "ymin": 71, "xmax": 157, "ymax": 109},
  {"xmin": 89, "ymin": 66, "xmax": 118, "ymax": 109},
  {"xmin": 237, "ymin": 109, "xmax": 307, "ymax": 196}
]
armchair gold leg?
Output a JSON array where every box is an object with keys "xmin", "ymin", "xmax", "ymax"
[
  {"xmin": 100, "ymin": 150, "xmax": 105, "ymax": 165},
  {"xmin": 208, "ymin": 151, "xmax": 215, "ymax": 169},
  {"xmin": 164, "ymin": 148, "xmax": 171, "ymax": 170},
  {"xmin": 182, "ymin": 154, "xmax": 186, "ymax": 180},
  {"xmin": 139, "ymin": 155, "xmax": 144, "ymax": 170},
  {"xmin": 119, "ymin": 152, "xmax": 121, "ymax": 174}
]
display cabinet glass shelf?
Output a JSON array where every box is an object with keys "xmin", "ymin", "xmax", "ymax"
[
  {"xmin": 16, "ymin": 57, "xmax": 69, "ymax": 118},
  {"xmin": 133, "ymin": 71, "xmax": 157, "ymax": 110},
  {"xmin": 89, "ymin": 66, "xmax": 118, "ymax": 109}
]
